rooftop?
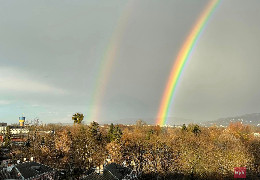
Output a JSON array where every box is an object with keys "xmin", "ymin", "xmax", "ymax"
[{"xmin": 15, "ymin": 161, "xmax": 55, "ymax": 179}]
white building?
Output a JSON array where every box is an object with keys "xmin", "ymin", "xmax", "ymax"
[
  {"xmin": 0, "ymin": 126, "xmax": 7, "ymax": 134},
  {"xmin": 0, "ymin": 125, "xmax": 29, "ymax": 135},
  {"xmin": 10, "ymin": 127, "xmax": 29, "ymax": 135}
]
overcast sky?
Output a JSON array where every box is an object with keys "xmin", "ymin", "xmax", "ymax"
[{"xmin": 1, "ymin": 0, "xmax": 260, "ymax": 125}]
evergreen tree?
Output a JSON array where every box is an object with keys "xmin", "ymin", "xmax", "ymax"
[
  {"xmin": 114, "ymin": 125, "xmax": 122, "ymax": 142},
  {"xmin": 108, "ymin": 123, "xmax": 115, "ymax": 142},
  {"xmin": 107, "ymin": 123, "xmax": 122, "ymax": 142},
  {"xmin": 192, "ymin": 124, "xmax": 201, "ymax": 135},
  {"xmin": 187, "ymin": 124, "xmax": 201, "ymax": 135},
  {"xmin": 88, "ymin": 121, "xmax": 101, "ymax": 140},
  {"xmin": 182, "ymin": 124, "xmax": 187, "ymax": 131}
]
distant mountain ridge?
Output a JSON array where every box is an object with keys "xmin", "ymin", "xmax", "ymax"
[
  {"xmin": 201, "ymin": 113, "xmax": 260, "ymax": 127},
  {"xmin": 117, "ymin": 113, "xmax": 260, "ymax": 127}
]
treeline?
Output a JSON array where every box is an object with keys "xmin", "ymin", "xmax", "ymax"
[{"xmin": 12, "ymin": 121, "xmax": 260, "ymax": 179}]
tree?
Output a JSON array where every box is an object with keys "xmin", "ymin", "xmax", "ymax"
[
  {"xmin": 192, "ymin": 124, "xmax": 201, "ymax": 136},
  {"xmin": 88, "ymin": 121, "xmax": 101, "ymax": 140},
  {"xmin": 146, "ymin": 129, "xmax": 154, "ymax": 140},
  {"xmin": 107, "ymin": 123, "xmax": 115, "ymax": 142},
  {"xmin": 136, "ymin": 119, "xmax": 146, "ymax": 127},
  {"xmin": 72, "ymin": 113, "xmax": 84, "ymax": 124},
  {"xmin": 114, "ymin": 125, "xmax": 123, "ymax": 142},
  {"xmin": 182, "ymin": 124, "xmax": 187, "ymax": 131},
  {"xmin": 107, "ymin": 123, "xmax": 123, "ymax": 142},
  {"xmin": 187, "ymin": 124, "xmax": 201, "ymax": 136}
]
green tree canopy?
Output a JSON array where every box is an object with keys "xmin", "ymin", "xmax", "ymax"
[
  {"xmin": 88, "ymin": 121, "xmax": 102, "ymax": 141},
  {"xmin": 182, "ymin": 124, "xmax": 187, "ymax": 131},
  {"xmin": 107, "ymin": 123, "xmax": 122, "ymax": 142},
  {"xmin": 72, "ymin": 113, "xmax": 84, "ymax": 124}
]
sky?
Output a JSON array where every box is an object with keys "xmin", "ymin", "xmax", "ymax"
[{"xmin": 1, "ymin": 0, "xmax": 260, "ymax": 125}]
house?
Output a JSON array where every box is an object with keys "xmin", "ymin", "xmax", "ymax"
[
  {"xmin": 0, "ymin": 125, "xmax": 29, "ymax": 146},
  {"xmin": 0, "ymin": 164, "xmax": 17, "ymax": 179},
  {"xmin": 0, "ymin": 148, "xmax": 11, "ymax": 168},
  {"xmin": 0, "ymin": 161, "xmax": 58, "ymax": 180},
  {"xmin": 14, "ymin": 161, "xmax": 57, "ymax": 180},
  {"xmin": 9, "ymin": 126, "xmax": 29, "ymax": 135},
  {"xmin": 0, "ymin": 125, "xmax": 7, "ymax": 134},
  {"xmin": 0, "ymin": 123, "xmax": 29, "ymax": 135},
  {"xmin": 85, "ymin": 163, "xmax": 137, "ymax": 180}
]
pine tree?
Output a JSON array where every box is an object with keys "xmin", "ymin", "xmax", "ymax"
[
  {"xmin": 108, "ymin": 123, "xmax": 115, "ymax": 142},
  {"xmin": 88, "ymin": 121, "xmax": 101, "ymax": 140},
  {"xmin": 192, "ymin": 124, "xmax": 201, "ymax": 135},
  {"xmin": 114, "ymin": 125, "xmax": 122, "ymax": 142},
  {"xmin": 182, "ymin": 124, "xmax": 187, "ymax": 131},
  {"xmin": 107, "ymin": 124, "xmax": 122, "ymax": 142}
]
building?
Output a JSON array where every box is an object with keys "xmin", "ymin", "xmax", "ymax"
[
  {"xmin": 0, "ymin": 148, "xmax": 11, "ymax": 168},
  {"xmin": 0, "ymin": 126, "xmax": 29, "ymax": 146},
  {"xmin": 0, "ymin": 161, "xmax": 58, "ymax": 180},
  {"xmin": 0, "ymin": 124, "xmax": 7, "ymax": 134},
  {"xmin": 0, "ymin": 117, "xmax": 29, "ymax": 146},
  {"xmin": 9, "ymin": 126, "xmax": 29, "ymax": 135},
  {"xmin": 0, "ymin": 118, "xmax": 29, "ymax": 135},
  {"xmin": 85, "ymin": 163, "xmax": 137, "ymax": 180},
  {"xmin": 0, "ymin": 123, "xmax": 7, "ymax": 126}
]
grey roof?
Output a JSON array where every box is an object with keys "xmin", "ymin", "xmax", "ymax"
[
  {"xmin": 15, "ymin": 161, "xmax": 54, "ymax": 179},
  {"xmin": 0, "ymin": 168, "xmax": 17, "ymax": 179},
  {"xmin": 84, "ymin": 171, "xmax": 116, "ymax": 180},
  {"xmin": 105, "ymin": 163, "xmax": 132, "ymax": 180},
  {"xmin": 85, "ymin": 163, "xmax": 133, "ymax": 180}
]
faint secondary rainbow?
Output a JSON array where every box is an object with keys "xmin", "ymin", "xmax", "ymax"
[
  {"xmin": 156, "ymin": 0, "xmax": 221, "ymax": 126},
  {"xmin": 88, "ymin": 1, "xmax": 135, "ymax": 122}
]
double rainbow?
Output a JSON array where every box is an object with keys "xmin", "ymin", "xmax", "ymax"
[{"xmin": 156, "ymin": 0, "xmax": 221, "ymax": 126}]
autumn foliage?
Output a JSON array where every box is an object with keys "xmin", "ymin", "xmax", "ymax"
[{"xmin": 12, "ymin": 121, "xmax": 260, "ymax": 179}]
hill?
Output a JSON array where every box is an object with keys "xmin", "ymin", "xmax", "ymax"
[{"xmin": 201, "ymin": 113, "xmax": 260, "ymax": 127}]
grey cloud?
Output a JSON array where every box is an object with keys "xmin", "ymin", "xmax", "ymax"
[{"xmin": 1, "ymin": 0, "xmax": 260, "ymax": 124}]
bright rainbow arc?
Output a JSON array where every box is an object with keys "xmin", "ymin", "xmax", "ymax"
[{"xmin": 156, "ymin": 0, "xmax": 221, "ymax": 126}]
